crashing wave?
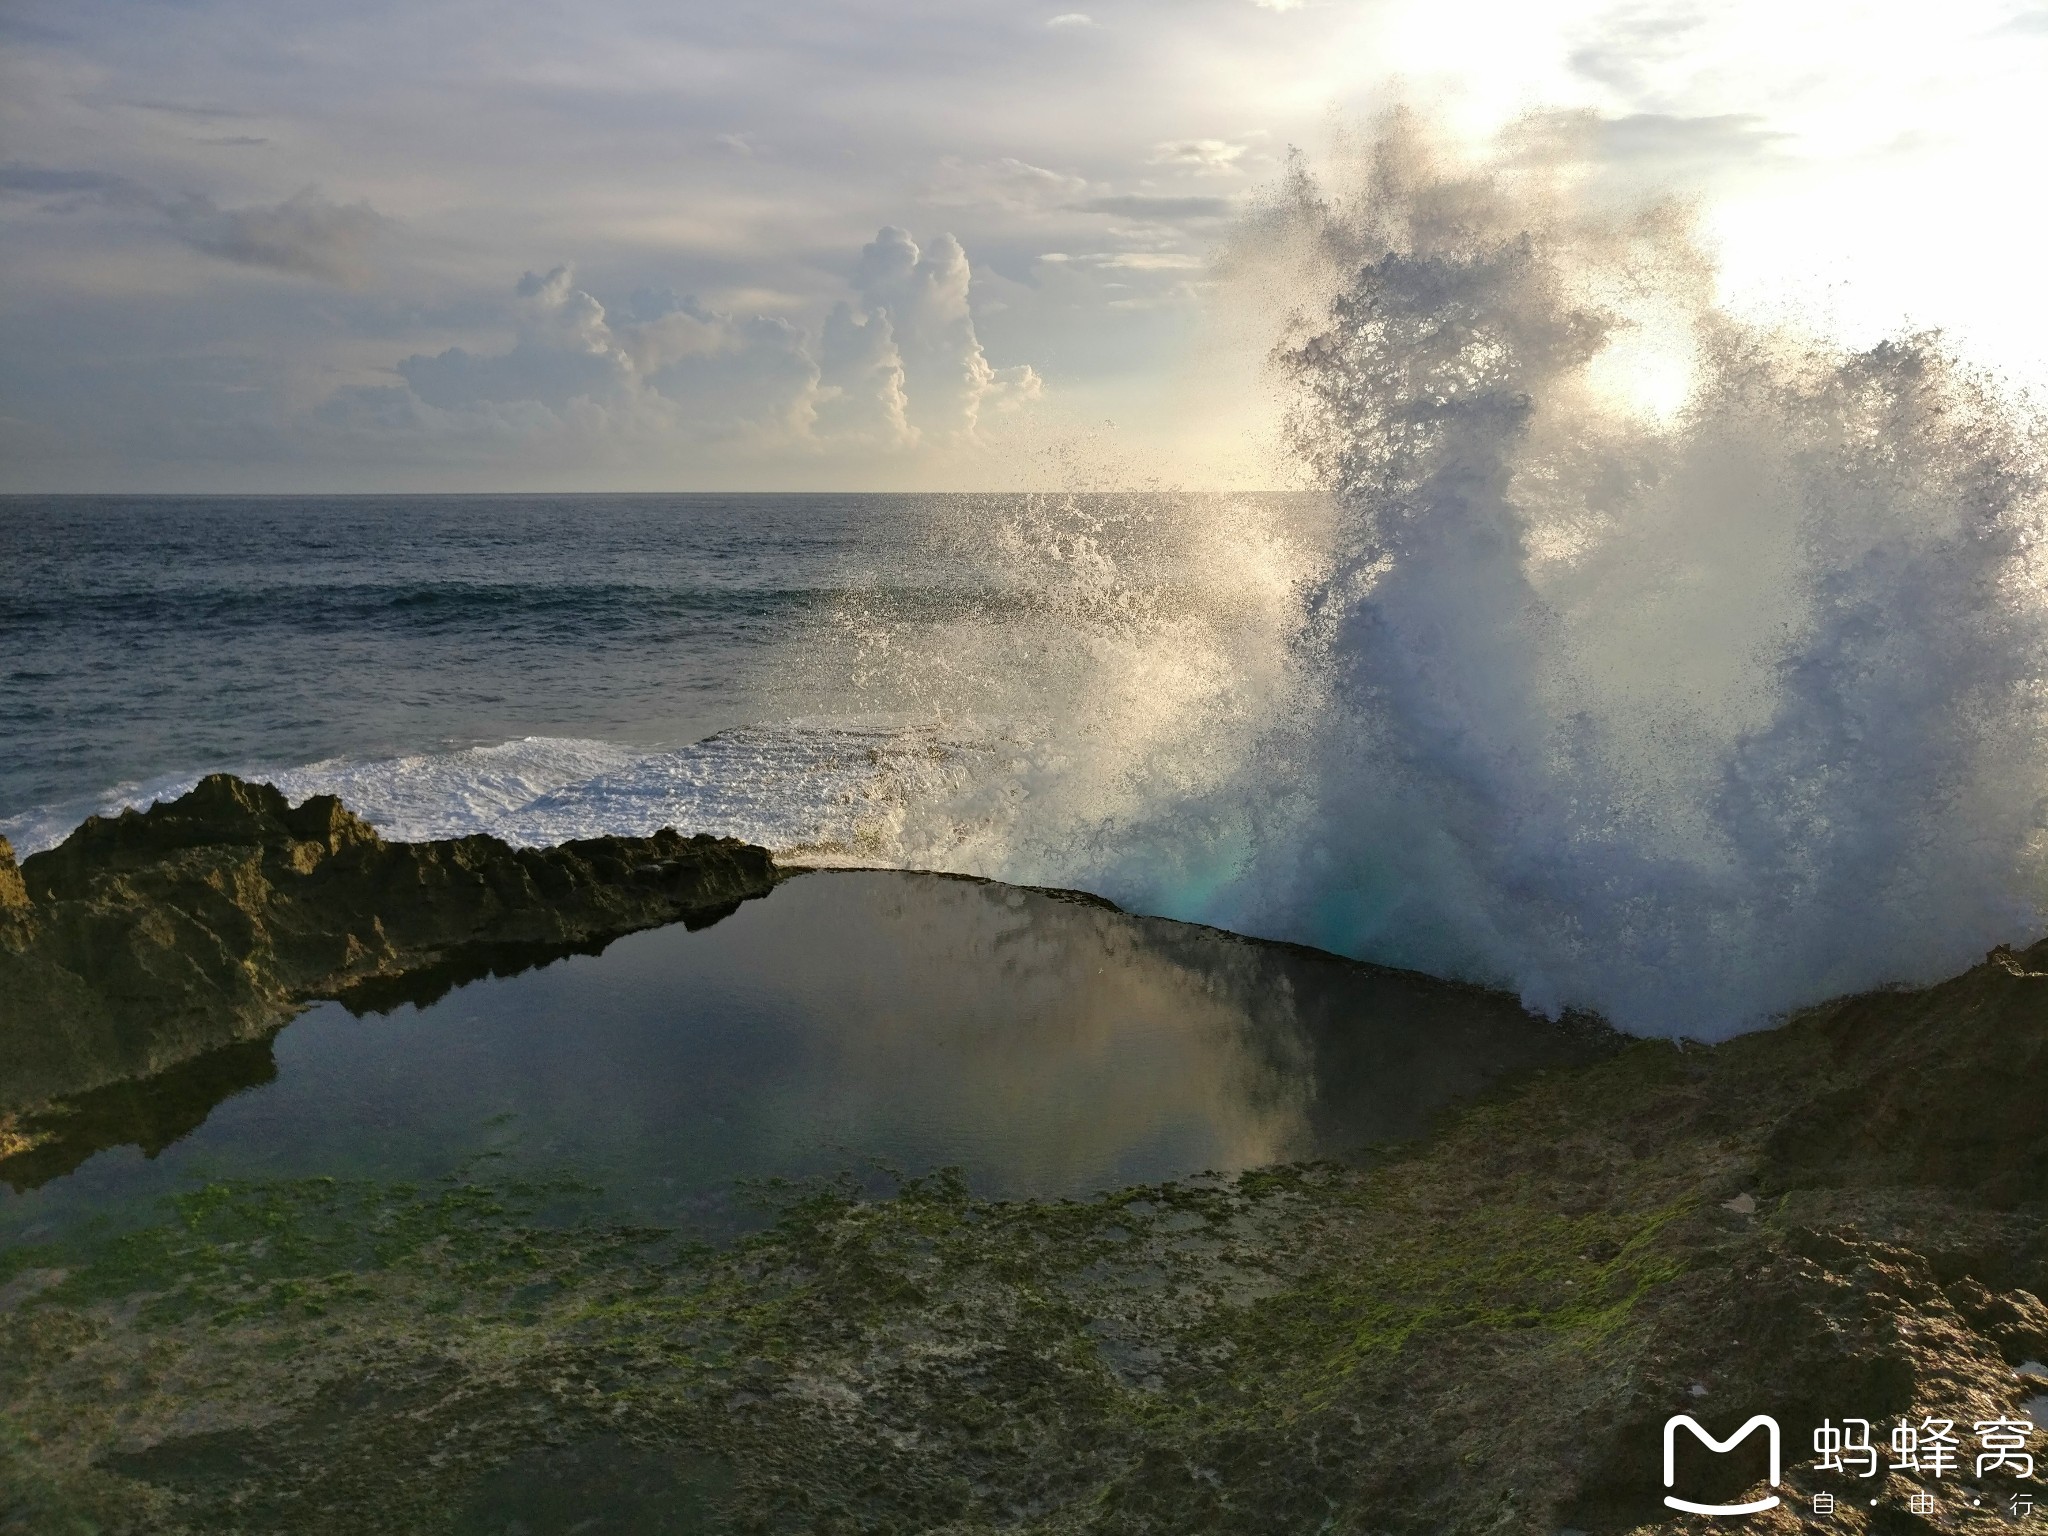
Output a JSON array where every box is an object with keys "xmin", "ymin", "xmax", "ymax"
[
  {"xmin": 14, "ymin": 114, "xmax": 2048, "ymax": 1039},
  {"xmin": 814, "ymin": 113, "xmax": 2048, "ymax": 1038}
]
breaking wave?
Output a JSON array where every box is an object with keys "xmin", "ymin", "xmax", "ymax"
[
  {"xmin": 17, "ymin": 114, "xmax": 2048, "ymax": 1039},
  {"xmin": 815, "ymin": 113, "xmax": 2048, "ymax": 1038}
]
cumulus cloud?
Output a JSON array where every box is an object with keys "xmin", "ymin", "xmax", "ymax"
[
  {"xmin": 0, "ymin": 163, "xmax": 388, "ymax": 284},
  {"xmin": 815, "ymin": 302, "xmax": 911, "ymax": 444},
  {"xmin": 625, "ymin": 292, "xmax": 821, "ymax": 439},
  {"xmin": 376, "ymin": 228, "xmax": 1037, "ymax": 455},
  {"xmin": 400, "ymin": 266, "xmax": 632, "ymax": 411},
  {"xmin": 852, "ymin": 227, "xmax": 1041, "ymax": 439}
]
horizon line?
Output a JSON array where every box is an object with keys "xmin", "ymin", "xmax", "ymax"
[{"xmin": 0, "ymin": 487, "xmax": 1302, "ymax": 499}]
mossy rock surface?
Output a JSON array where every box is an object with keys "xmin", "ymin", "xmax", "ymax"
[
  {"xmin": 8, "ymin": 941, "xmax": 2048, "ymax": 1534},
  {"xmin": 8, "ymin": 783, "xmax": 2048, "ymax": 1531},
  {"xmin": 0, "ymin": 775, "xmax": 779, "ymax": 1116}
]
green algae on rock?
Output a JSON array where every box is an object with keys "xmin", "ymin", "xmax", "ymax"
[
  {"xmin": 8, "ymin": 779, "xmax": 2048, "ymax": 1531},
  {"xmin": 6, "ymin": 935, "xmax": 2048, "ymax": 1532},
  {"xmin": 0, "ymin": 776, "xmax": 779, "ymax": 1118},
  {"xmin": 0, "ymin": 841, "xmax": 28, "ymax": 915}
]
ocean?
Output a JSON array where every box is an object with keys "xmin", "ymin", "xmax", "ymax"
[
  {"xmin": 0, "ymin": 490, "xmax": 1618, "ymax": 1240},
  {"xmin": 0, "ymin": 490, "xmax": 1306, "ymax": 872},
  {"xmin": 8, "ymin": 446, "xmax": 2048, "ymax": 1044},
  {"xmin": 14, "ymin": 173, "xmax": 2048, "ymax": 1045},
  {"xmin": 0, "ymin": 493, "xmax": 937, "ymax": 851}
]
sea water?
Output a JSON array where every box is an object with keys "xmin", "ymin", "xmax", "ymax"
[
  {"xmin": 11, "ymin": 130, "xmax": 2048, "ymax": 1040},
  {"xmin": 4, "ymin": 491, "xmax": 1623, "ymax": 1232},
  {"xmin": 0, "ymin": 491, "xmax": 923, "ymax": 843}
]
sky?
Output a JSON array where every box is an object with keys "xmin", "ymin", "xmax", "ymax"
[{"xmin": 3, "ymin": 0, "xmax": 2047, "ymax": 492}]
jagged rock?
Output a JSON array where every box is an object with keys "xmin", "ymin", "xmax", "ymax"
[
  {"xmin": 0, "ymin": 775, "xmax": 779, "ymax": 1113},
  {"xmin": 0, "ymin": 837, "xmax": 29, "ymax": 913},
  {"xmin": 11, "ymin": 779, "xmax": 2048, "ymax": 1533}
]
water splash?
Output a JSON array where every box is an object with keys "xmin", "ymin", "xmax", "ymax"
[
  {"xmin": 842, "ymin": 113, "xmax": 2048, "ymax": 1037},
  {"xmin": 17, "ymin": 115, "xmax": 2047, "ymax": 1039}
]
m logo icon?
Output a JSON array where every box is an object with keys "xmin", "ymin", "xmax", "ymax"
[{"xmin": 1663, "ymin": 1414, "xmax": 1782, "ymax": 1515}]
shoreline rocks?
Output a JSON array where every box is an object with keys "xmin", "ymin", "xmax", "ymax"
[
  {"xmin": 5, "ymin": 780, "xmax": 2048, "ymax": 1528},
  {"xmin": 0, "ymin": 775, "xmax": 779, "ymax": 1116}
]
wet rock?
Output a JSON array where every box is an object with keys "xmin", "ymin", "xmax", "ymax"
[
  {"xmin": 9, "ymin": 787, "xmax": 2048, "ymax": 1533},
  {"xmin": 1748, "ymin": 941, "xmax": 2048, "ymax": 1202},
  {"xmin": 0, "ymin": 836, "xmax": 29, "ymax": 913},
  {"xmin": 0, "ymin": 775, "xmax": 779, "ymax": 1114}
]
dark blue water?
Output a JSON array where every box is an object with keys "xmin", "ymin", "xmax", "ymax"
[{"xmin": 0, "ymin": 493, "xmax": 931, "ymax": 837}]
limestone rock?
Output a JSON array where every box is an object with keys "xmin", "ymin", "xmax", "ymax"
[
  {"xmin": 0, "ymin": 775, "xmax": 780, "ymax": 1113},
  {"xmin": 0, "ymin": 836, "xmax": 28, "ymax": 913}
]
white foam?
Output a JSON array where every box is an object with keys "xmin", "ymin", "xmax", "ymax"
[
  {"xmin": 735, "ymin": 117, "xmax": 2048, "ymax": 1039},
  {"xmin": 19, "ymin": 119, "xmax": 2048, "ymax": 1040},
  {"xmin": 267, "ymin": 737, "xmax": 647, "ymax": 842},
  {"xmin": 3, "ymin": 726, "xmax": 988, "ymax": 864}
]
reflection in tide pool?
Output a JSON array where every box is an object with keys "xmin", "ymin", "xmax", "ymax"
[{"xmin": 1, "ymin": 871, "xmax": 1613, "ymax": 1241}]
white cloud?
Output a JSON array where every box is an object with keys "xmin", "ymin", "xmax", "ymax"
[
  {"xmin": 0, "ymin": 0, "xmax": 1396, "ymax": 487},
  {"xmin": 923, "ymin": 156, "xmax": 1092, "ymax": 212},
  {"xmin": 1150, "ymin": 139, "xmax": 1249, "ymax": 172},
  {"xmin": 1070, "ymin": 192, "xmax": 1235, "ymax": 221},
  {"xmin": 852, "ymin": 227, "xmax": 1041, "ymax": 440},
  {"xmin": 815, "ymin": 302, "xmax": 912, "ymax": 445},
  {"xmin": 1038, "ymin": 250, "xmax": 1206, "ymax": 271},
  {"xmin": 381, "ymin": 229, "xmax": 1036, "ymax": 455},
  {"xmin": 30, "ymin": 0, "xmax": 2043, "ymax": 490},
  {"xmin": 599, "ymin": 289, "xmax": 817, "ymax": 440},
  {"xmin": 400, "ymin": 265, "xmax": 631, "ymax": 410}
]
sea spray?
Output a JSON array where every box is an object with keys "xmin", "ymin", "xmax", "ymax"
[
  {"xmin": 835, "ymin": 113, "xmax": 2048, "ymax": 1038},
  {"xmin": 18, "ymin": 116, "xmax": 2048, "ymax": 1039}
]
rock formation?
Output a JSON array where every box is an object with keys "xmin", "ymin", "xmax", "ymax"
[
  {"xmin": 6, "ymin": 779, "xmax": 2048, "ymax": 1531},
  {"xmin": 0, "ymin": 775, "xmax": 779, "ymax": 1116}
]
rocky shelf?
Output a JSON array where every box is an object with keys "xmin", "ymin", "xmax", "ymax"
[
  {"xmin": 5, "ymin": 779, "xmax": 2048, "ymax": 1532},
  {"xmin": 0, "ymin": 775, "xmax": 779, "ymax": 1120}
]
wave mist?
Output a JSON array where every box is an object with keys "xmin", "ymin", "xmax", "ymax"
[{"xmin": 846, "ymin": 112, "xmax": 2048, "ymax": 1038}]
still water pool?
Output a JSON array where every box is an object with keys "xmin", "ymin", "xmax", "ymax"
[{"xmin": 1, "ymin": 870, "xmax": 1610, "ymax": 1244}]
